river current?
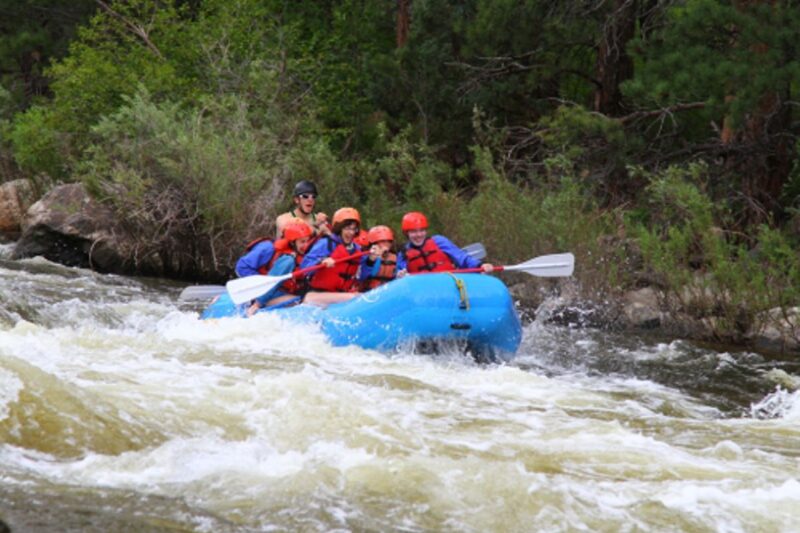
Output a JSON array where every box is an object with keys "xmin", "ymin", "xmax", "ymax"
[{"xmin": 1, "ymin": 243, "xmax": 799, "ymax": 532}]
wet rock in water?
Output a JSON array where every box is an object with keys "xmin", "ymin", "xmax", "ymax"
[
  {"xmin": 507, "ymin": 279, "xmax": 545, "ymax": 310},
  {"xmin": 0, "ymin": 179, "xmax": 35, "ymax": 241},
  {"xmin": 541, "ymin": 304, "xmax": 606, "ymax": 328},
  {"xmin": 622, "ymin": 287, "xmax": 662, "ymax": 329},
  {"xmin": 748, "ymin": 307, "xmax": 800, "ymax": 355},
  {"xmin": 661, "ymin": 311, "xmax": 718, "ymax": 340}
]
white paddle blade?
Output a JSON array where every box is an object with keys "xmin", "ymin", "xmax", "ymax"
[
  {"xmin": 463, "ymin": 242, "xmax": 486, "ymax": 261},
  {"xmin": 179, "ymin": 285, "xmax": 226, "ymax": 301},
  {"xmin": 506, "ymin": 253, "xmax": 574, "ymax": 277},
  {"xmin": 226, "ymin": 274, "xmax": 291, "ymax": 305}
]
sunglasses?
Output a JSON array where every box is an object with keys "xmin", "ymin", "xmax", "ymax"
[{"xmin": 298, "ymin": 193, "xmax": 316, "ymax": 200}]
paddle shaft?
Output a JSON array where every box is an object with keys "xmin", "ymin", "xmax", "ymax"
[
  {"xmin": 446, "ymin": 263, "xmax": 570, "ymax": 274},
  {"xmin": 410, "ymin": 253, "xmax": 574, "ymax": 278}
]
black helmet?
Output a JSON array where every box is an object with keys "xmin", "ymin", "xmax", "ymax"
[{"xmin": 293, "ymin": 180, "xmax": 318, "ymax": 197}]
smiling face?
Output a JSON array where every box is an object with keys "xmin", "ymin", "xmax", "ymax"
[
  {"xmin": 294, "ymin": 193, "xmax": 316, "ymax": 215},
  {"xmin": 294, "ymin": 236, "xmax": 311, "ymax": 254},
  {"xmin": 407, "ymin": 228, "xmax": 426, "ymax": 247},
  {"xmin": 340, "ymin": 222, "xmax": 359, "ymax": 245}
]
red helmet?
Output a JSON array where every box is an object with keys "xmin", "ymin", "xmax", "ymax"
[
  {"xmin": 332, "ymin": 207, "xmax": 361, "ymax": 227},
  {"xmin": 354, "ymin": 231, "xmax": 370, "ymax": 247},
  {"xmin": 283, "ymin": 220, "xmax": 313, "ymax": 241},
  {"xmin": 401, "ymin": 211, "xmax": 428, "ymax": 232},
  {"xmin": 368, "ymin": 225, "xmax": 394, "ymax": 244}
]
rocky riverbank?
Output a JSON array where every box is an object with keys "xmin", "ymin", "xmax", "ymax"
[{"xmin": 0, "ymin": 181, "xmax": 227, "ymax": 281}]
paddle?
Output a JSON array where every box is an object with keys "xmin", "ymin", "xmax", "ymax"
[
  {"xmin": 423, "ymin": 252, "xmax": 575, "ymax": 278},
  {"xmin": 178, "ymin": 284, "xmax": 233, "ymax": 301},
  {"xmin": 178, "ymin": 242, "xmax": 488, "ymax": 301},
  {"xmin": 462, "ymin": 242, "xmax": 486, "ymax": 261},
  {"xmin": 226, "ymin": 250, "xmax": 369, "ymax": 305}
]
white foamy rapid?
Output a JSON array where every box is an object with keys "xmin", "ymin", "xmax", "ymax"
[{"xmin": 1, "ymin": 257, "xmax": 799, "ymax": 532}]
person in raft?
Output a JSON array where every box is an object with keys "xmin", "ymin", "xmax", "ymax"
[
  {"xmin": 275, "ymin": 180, "xmax": 331, "ymax": 239},
  {"xmin": 235, "ymin": 219, "xmax": 314, "ymax": 315},
  {"xmin": 359, "ymin": 225, "xmax": 397, "ymax": 290},
  {"xmin": 396, "ymin": 211, "xmax": 494, "ymax": 274},
  {"xmin": 300, "ymin": 207, "xmax": 366, "ymax": 307}
]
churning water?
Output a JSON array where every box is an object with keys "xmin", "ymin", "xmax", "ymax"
[{"xmin": 1, "ymin": 243, "xmax": 799, "ymax": 532}]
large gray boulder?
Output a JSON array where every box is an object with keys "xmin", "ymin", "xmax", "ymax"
[
  {"xmin": 12, "ymin": 183, "xmax": 132, "ymax": 271},
  {"xmin": 0, "ymin": 179, "xmax": 35, "ymax": 241},
  {"xmin": 748, "ymin": 307, "xmax": 800, "ymax": 355},
  {"xmin": 12, "ymin": 183, "xmax": 228, "ymax": 280},
  {"xmin": 622, "ymin": 286, "xmax": 662, "ymax": 328}
]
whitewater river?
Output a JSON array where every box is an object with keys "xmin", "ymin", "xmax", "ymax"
[{"xmin": 1, "ymin": 243, "xmax": 799, "ymax": 532}]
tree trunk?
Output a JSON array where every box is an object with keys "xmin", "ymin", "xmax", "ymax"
[
  {"xmin": 397, "ymin": 0, "xmax": 411, "ymax": 47},
  {"xmin": 723, "ymin": 90, "xmax": 791, "ymax": 224},
  {"xmin": 593, "ymin": 1, "xmax": 638, "ymax": 204},
  {"xmin": 721, "ymin": 0, "xmax": 790, "ymax": 225},
  {"xmin": 593, "ymin": 0, "xmax": 636, "ymax": 116}
]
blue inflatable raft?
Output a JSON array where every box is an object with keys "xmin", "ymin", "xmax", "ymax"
[{"xmin": 201, "ymin": 273, "xmax": 522, "ymax": 362}]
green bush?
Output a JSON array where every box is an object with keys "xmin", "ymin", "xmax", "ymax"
[
  {"xmin": 8, "ymin": 105, "xmax": 65, "ymax": 186},
  {"xmin": 754, "ymin": 225, "xmax": 800, "ymax": 312},
  {"xmin": 631, "ymin": 163, "xmax": 800, "ymax": 340},
  {"xmin": 79, "ymin": 85, "xmax": 311, "ymax": 271},
  {"xmin": 536, "ymin": 105, "xmax": 634, "ymax": 203},
  {"xmin": 440, "ymin": 146, "xmax": 624, "ymax": 301},
  {"xmin": 0, "ymin": 85, "xmax": 17, "ymax": 181},
  {"xmin": 295, "ymin": 123, "xmax": 454, "ymax": 235}
]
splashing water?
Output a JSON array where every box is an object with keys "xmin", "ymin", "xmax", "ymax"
[{"xmin": 1, "ymin": 253, "xmax": 799, "ymax": 532}]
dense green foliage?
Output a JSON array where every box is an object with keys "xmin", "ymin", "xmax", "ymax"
[
  {"xmin": 1, "ymin": 0, "xmax": 799, "ymax": 342},
  {"xmin": 0, "ymin": 0, "xmax": 96, "ymax": 104},
  {"xmin": 633, "ymin": 163, "xmax": 800, "ymax": 340}
]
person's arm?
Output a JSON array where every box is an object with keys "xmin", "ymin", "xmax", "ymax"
[
  {"xmin": 358, "ymin": 255, "xmax": 381, "ymax": 281},
  {"xmin": 433, "ymin": 235, "xmax": 481, "ymax": 269},
  {"xmin": 300, "ymin": 238, "xmax": 330, "ymax": 271},
  {"xmin": 314, "ymin": 212, "xmax": 332, "ymax": 236},
  {"xmin": 235, "ymin": 241, "xmax": 275, "ymax": 277},
  {"xmin": 253, "ymin": 254, "xmax": 296, "ymax": 306},
  {"xmin": 275, "ymin": 212, "xmax": 292, "ymax": 239},
  {"xmin": 395, "ymin": 249, "xmax": 408, "ymax": 276}
]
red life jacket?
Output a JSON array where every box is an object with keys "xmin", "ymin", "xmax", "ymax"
[
  {"xmin": 309, "ymin": 238, "xmax": 361, "ymax": 292},
  {"xmin": 362, "ymin": 252, "xmax": 397, "ymax": 290},
  {"xmin": 272, "ymin": 240, "xmax": 308, "ymax": 294},
  {"xmin": 404, "ymin": 238, "xmax": 455, "ymax": 273}
]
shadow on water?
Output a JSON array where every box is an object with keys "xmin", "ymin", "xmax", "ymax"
[{"xmin": 515, "ymin": 323, "xmax": 800, "ymax": 418}]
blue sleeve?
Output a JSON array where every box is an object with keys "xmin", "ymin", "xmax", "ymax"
[
  {"xmin": 255, "ymin": 254, "xmax": 295, "ymax": 305},
  {"xmin": 396, "ymin": 248, "xmax": 407, "ymax": 271},
  {"xmin": 235, "ymin": 241, "xmax": 275, "ymax": 277},
  {"xmin": 300, "ymin": 238, "xmax": 330, "ymax": 271},
  {"xmin": 433, "ymin": 235, "xmax": 481, "ymax": 269},
  {"xmin": 358, "ymin": 256, "xmax": 380, "ymax": 281}
]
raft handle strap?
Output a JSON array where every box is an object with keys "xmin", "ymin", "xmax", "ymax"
[{"xmin": 446, "ymin": 273, "xmax": 470, "ymax": 311}]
